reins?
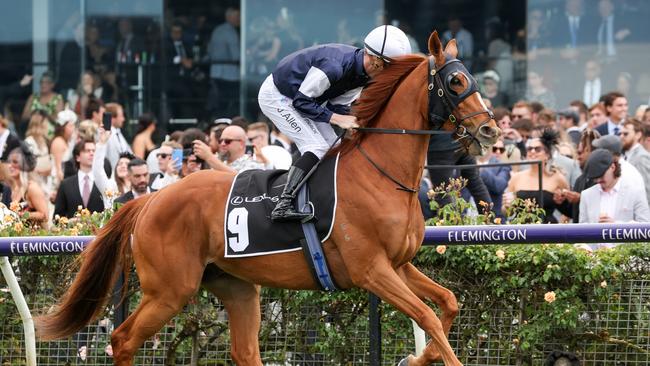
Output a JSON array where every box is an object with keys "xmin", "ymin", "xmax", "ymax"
[
  {"xmin": 354, "ymin": 127, "xmax": 451, "ymax": 135},
  {"xmin": 352, "ymin": 128, "xmax": 450, "ymax": 193}
]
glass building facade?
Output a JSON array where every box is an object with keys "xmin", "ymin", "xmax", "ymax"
[{"xmin": 2, "ymin": 0, "xmax": 646, "ymax": 138}]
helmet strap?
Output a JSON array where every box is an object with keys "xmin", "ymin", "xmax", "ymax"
[
  {"xmin": 364, "ymin": 24, "xmax": 394, "ymax": 63},
  {"xmin": 380, "ymin": 24, "xmax": 388, "ymax": 58}
]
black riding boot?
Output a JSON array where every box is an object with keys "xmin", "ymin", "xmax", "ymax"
[{"xmin": 271, "ymin": 166, "xmax": 312, "ymax": 222}]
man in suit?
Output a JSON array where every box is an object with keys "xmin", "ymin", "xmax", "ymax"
[
  {"xmin": 105, "ymin": 102, "xmax": 133, "ymax": 170},
  {"xmin": 115, "ymin": 18, "xmax": 144, "ymax": 100},
  {"xmin": 621, "ymin": 119, "xmax": 650, "ymax": 206},
  {"xmin": 54, "ymin": 140, "xmax": 105, "ymax": 218},
  {"xmin": 165, "ymin": 21, "xmax": 196, "ymax": 118},
  {"xmin": 549, "ymin": 0, "xmax": 593, "ymax": 50},
  {"xmin": 579, "ymin": 149, "xmax": 650, "ymax": 224},
  {"xmin": 596, "ymin": 91, "xmax": 627, "ymax": 136},
  {"xmin": 582, "ymin": 60, "xmax": 605, "ymax": 107},
  {"xmin": 115, "ymin": 158, "xmax": 154, "ymax": 204},
  {"xmin": 592, "ymin": 134, "xmax": 645, "ymax": 190},
  {"xmin": 596, "ymin": 0, "xmax": 632, "ymax": 60}
]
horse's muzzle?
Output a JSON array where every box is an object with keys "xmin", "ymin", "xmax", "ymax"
[{"xmin": 479, "ymin": 124, "xmax": 501, "ymax": 141}]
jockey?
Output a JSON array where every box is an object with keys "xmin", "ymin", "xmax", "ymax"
[{"xmin": 258, "ymin": 24, "xmax": 411, "ymax": 222}]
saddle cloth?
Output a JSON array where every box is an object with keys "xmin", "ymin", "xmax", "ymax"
[{"xmin": 224, "ymin": 154, "xmax": 339, "ymax": 258}]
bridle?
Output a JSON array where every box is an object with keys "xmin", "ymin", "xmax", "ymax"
[
  {"xmin": 426, "ymin": 55, "xmax": 494, "ymax": 149},
  {"xmin": 354, "ymin": 54, "xmax": 494, "ymax": 193}
]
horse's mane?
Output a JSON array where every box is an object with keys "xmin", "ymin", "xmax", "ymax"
[{"xmin": 332, "ymin": 55, "xmax": 426, "ymax": 155}]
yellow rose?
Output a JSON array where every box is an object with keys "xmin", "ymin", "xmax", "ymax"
[
  {"xmin": 600, "ymin": 280, "xmax": 607, "ymax": 288},
  {"xmin": 496, "ymin": 249, "xmax": 505, "ymax": 260},
  {"xmin": 436, "ymin": 245, "xmax": 447, "ymax": 255},
  {"xmin": 13, "ymin": 222, "xmax": 23, "ymax": 232},
  {"xmin": 494, "ymin": 217, "xmax": 502, "ymax": 224},
  {"xmin": 3, "ymin": 214, "xmax": 14, "ymax": 224},
  {"xmin": 69, "ymin": 227, "xmax": 79, "ymax": 236},
  {"xmin": 544, "ymin": 291, "xmax": 556, "ymax": 303},
  {"xmin": 9, "ymin": 202, "xmax": 20, "ymax": 212}
]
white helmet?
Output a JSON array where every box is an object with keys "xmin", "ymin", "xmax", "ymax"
[{"xmin": 364, "ymin": 25, "xmax": 411, "ymax": 63}]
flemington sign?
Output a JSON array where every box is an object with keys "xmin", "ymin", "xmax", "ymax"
[
  {"xmin": 1, "ymin": 223, "xmax": 649, "ymax": 256},
  {"xmin": 424, "ymin": 223, "xmax": 650, "ymax": 245},
  {"xmin": 0, "ymin": 236, "xmax": 93, "ymax": 256}
]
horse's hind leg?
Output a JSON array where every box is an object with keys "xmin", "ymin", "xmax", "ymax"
[
  {"xmin": 202, "ymin": 271, "xmax": 263, "ymax": 366},
  {"xmin": 111, "ymin": 268, "xmax": 204, "ymax": 365},
  {"xmin": 398, "ymin": 263, "xmax": 459, "ymax": 362},
  {"xmin": 355, "ymin": 260, "xmax": 462, "ymax": 366}
]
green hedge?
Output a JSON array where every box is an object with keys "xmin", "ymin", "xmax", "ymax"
[{"xmin": 0, "ymin": 182, "xmax": 648, "ymax": 364}]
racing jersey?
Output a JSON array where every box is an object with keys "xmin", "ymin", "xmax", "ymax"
[{"xmin": 272, "ymin": 43, "xmax": 370, "ymax": 123}]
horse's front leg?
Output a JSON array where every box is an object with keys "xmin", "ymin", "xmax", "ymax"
[
  {"xmin": 398, "ymin": 262, "xmax": 458, "ymax": 334},
  {"xmin": 397, "ymin": 262, "xmax": 459, "ymax": 363},
  {"xmin": 353, "ymin": 259, "xmax": 462, "ymax": 366}
]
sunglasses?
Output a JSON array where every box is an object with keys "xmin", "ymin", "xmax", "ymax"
[
  {"xmin": 526, "ymin": 146, "xmax": 544, "ymax": 153},
  {"xmin": 219, "ymin": 138, "xmax": 241, "ymax": 145},
  {"xmin": 157, "ymin": 153, "xmax": 170, "ymax": 159},
  {"xmin": 492, "ymin": 146, "xmax": 505, "ymax": 153}
]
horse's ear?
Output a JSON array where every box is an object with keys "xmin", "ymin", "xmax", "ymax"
[
  {"xmin": 444, "ymin": 39, "xmax": 459, "ymax": 59},
  {"xmin": 428, "ymin": 31, "xmax": 445, "ymax": 66}
]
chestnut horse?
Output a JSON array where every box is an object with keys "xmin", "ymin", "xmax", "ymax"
[{"xmin": 36, "ymin": 31, "xmax": 499, "ymax": 366}]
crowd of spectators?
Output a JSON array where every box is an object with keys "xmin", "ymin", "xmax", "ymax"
[
  {"xmin": 1, "ymin": 0, "xmax": 650, "ymax": 234},
  {"xmin": 0, "ymin": 93, "xmax": 295, "ymax": 230},
  {"xmin": 421, "ymin": 90, "xmax": 650, "ymax": 235}
]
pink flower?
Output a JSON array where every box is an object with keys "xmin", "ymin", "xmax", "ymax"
[{"xmin": 436, "ymin": 245, "xmax": 447, "ymax": 254}]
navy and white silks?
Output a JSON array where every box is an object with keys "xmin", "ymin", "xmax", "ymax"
[{"xmin": 258, "ymin": 44, "xmax": 369, "ymax": 158}]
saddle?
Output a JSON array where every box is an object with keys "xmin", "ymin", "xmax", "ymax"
[{"xmin": 224, "ymin": 154, "xmax": 339, "ymax": 258}]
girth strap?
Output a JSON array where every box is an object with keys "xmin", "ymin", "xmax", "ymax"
[{"xmin": 297, "ymin": 184, "xmax": 339, "ymax": 291}]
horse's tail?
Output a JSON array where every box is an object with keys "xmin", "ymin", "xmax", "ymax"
[{"xmin": 35, "ymin": 196, "xmax": 150, "ymax": 340}]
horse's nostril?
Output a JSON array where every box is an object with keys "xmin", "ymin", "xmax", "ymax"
[{"xmin": 479, "ymin": 125, "xmax": 498, "ymax": 139}]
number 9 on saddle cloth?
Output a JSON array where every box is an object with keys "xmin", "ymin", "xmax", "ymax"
[{"xmin": 224, "ymin": 155, "xmax": 339, "ymax": 259}]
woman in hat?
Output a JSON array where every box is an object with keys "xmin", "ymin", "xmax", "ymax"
[{"xmin": 50, "ymin": 109, "xmax": 78, "ymax": 186}]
